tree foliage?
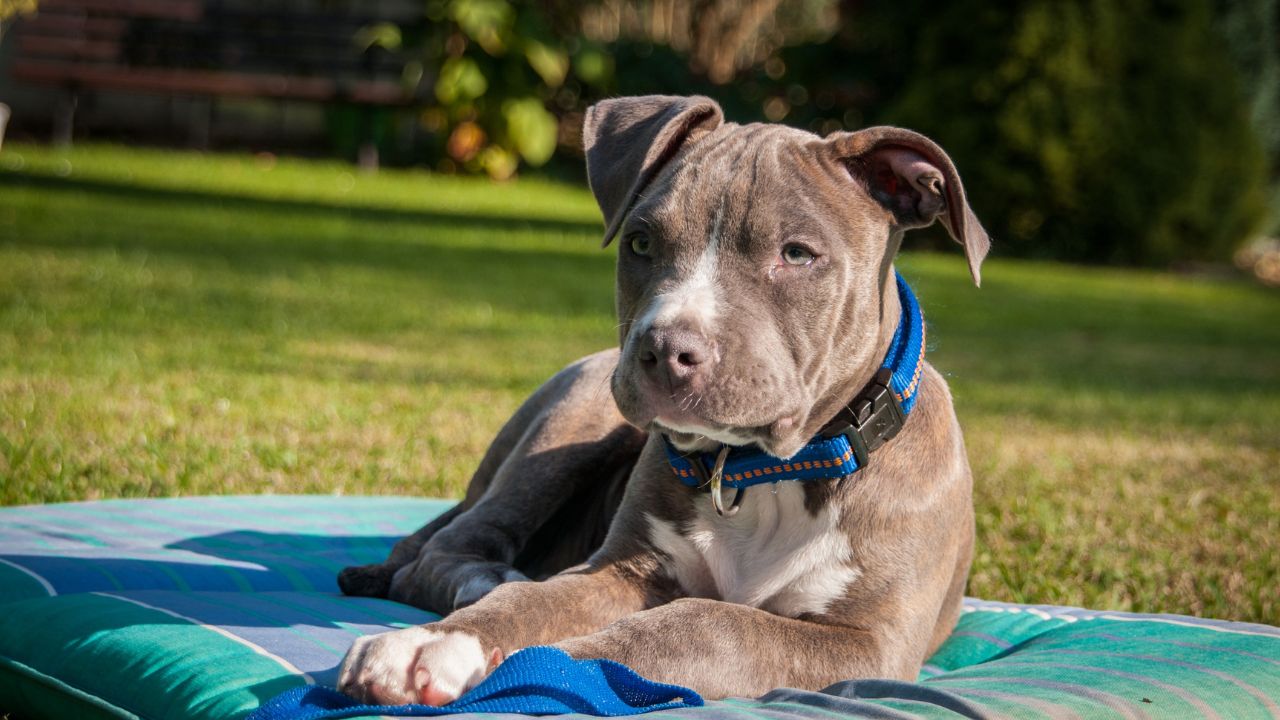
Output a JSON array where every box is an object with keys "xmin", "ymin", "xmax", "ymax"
[
  {"xmin": 392, "ymin": 0, "xmax": 1272, "ymax": 265},
  {"xmin": 1215, "ymin": 0, "xmax": 1280, "ymax": 235},
  {"xmin": 759, "ymin": 0, "xmax": 1271, "ymax": 265},
  {"xmin": 389, "ymin": 0, "xmax": 596, "ymax": 179},
  {"xmin": 386, "ymin": 0, "xmax": 837, "ymax": 179},
  {"xmin": 0, "ymin": 0, "xmax": 36, "ymax": 21},
  {"xmin": 0, "ymin": 0, "xmax": 38, "ymax": 41}
]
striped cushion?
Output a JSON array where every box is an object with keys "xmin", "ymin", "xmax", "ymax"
[{"xmin": 1, "ymin": 496, "xmax": 1278, "ymax": 719}]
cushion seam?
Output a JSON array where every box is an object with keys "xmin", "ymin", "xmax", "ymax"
[{"xmin": 0, "ymin": 654, "xmax": 144, "ymax": 720}]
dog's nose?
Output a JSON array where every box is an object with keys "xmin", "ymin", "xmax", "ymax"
[{"xmin": 638, "ymin": 326, "xmax": 713, "ymax": 390}]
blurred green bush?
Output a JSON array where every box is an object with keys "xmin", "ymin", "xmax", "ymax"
[
  {"xmin": 372, "ymin": 0, "xmax": 607, "ymax": 179},
  {"xmin": 0, "ymin": 0, "xmax": 39, "ymax": 41},
  {"xmin": 774, "ymin": 0, "xmax": 1273, "ymax": 265},
  {"xmin": 380, "ymin": 0, "xmax": 1275, "ymax": 266}
]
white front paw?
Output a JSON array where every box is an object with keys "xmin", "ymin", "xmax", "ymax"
[{"xmin": 337, "ymin": 626, "xmax": 501, "ymax": 706}]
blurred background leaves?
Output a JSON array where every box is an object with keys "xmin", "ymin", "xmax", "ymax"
[{"xmin": 361, "ymin": 0, "xmax": 1278, "ymax": 268}]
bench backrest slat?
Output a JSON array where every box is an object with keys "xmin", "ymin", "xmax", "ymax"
[
  {"xmin": 39, "ymin": 0, "xmax": 204, "ymax": 21},
  {"xmin": 11, "ymin": 0, "xmax": 423, "ymax": 105}
]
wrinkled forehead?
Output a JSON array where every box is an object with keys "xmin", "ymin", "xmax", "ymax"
[{"xmin": 631, "ymin": 123, "xmax": 827, "ymax": 228}]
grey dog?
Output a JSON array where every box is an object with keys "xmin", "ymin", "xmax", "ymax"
[{"xmin": 336, "ymin": 94, "xmax": 989, "ymax": 705}]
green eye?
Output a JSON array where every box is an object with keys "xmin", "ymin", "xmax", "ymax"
[
  {"xmin": 782, "ymin": 244, "xmax": 815, "ymax": 266},
  {"xmin": 629, "ymin": 234, "xmax": 652, "ymax": 257}
]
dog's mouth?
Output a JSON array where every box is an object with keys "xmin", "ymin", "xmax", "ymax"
[
  {"xmin": 652, "ymin": 411, "xmax": 808, "ymax": 458},
  {"xmin": 653, "ymin": 420, "xmax": 756, "ymax": 452}
]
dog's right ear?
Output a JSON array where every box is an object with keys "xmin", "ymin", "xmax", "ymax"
[
  {"xmin": 828, "ymin": 127, "xmax": 991, "ymax": 286},
  {"xmin": 583, "ymin": 95, "xmax": 724, "ymax": 245}
]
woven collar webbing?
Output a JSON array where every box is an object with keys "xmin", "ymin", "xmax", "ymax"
[{"xmin": 662, "ymin": 271, "xmax": 925, "ymax": 490}]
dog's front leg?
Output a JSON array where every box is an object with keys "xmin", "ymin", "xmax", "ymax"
[
  {"xmin": 364, "ymin": 350, "xmax": 643, "ymax": 614},
  {"xmin": 337, "ymin": 561, "xmax": 658, "ymax": 706},
  {"xmin": 555, "ymin": 598, "xmax": 915, "ymax": 699}
]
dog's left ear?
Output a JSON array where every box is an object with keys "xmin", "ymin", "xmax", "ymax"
[
  {"xmin": 583, "ymin": 95, "xmax": 724, "ymax": 245},
  {"xmin": 829, "ymin": 127, "xmax": 990, "ymax": 286}
]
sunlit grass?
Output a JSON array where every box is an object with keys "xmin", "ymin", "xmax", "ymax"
[{"xmin": 1, "ymin": 142, "xmax": 1276, "ymax": 625}]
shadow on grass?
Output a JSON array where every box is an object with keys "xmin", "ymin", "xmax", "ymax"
[
  {"xmin": 2, "ymin": 169, "xmax": 619, "ymax": 328},
  {"xmin": 1, "ymin": 172, "xmax": 604, "ymax": 236},
  {"xmin": 4, "ymin": 170, "xmax": 1278, "ymax": 429}
]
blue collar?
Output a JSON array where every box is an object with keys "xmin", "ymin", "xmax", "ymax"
[{"xmin": 662, "ymin": 272, "xmax": 925, "ymax": 511}]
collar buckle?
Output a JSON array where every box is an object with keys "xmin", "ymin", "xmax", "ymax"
[{"xmin": 822, "ymin": 367, "xmax": 906, "ymax": 470}]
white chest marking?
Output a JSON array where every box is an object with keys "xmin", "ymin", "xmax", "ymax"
[{"xmin": 646, "ymin": 483, "xmax": 861, "ymax": 617}]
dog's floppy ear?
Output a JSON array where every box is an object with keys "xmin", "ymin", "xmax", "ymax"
[
  {"xmin": 583, "ymin": 95, "xmax": 724, "ymax": 245},
  {"xmin": 829, "ymin": 127, "xmax": 990, "ymax": 286}
]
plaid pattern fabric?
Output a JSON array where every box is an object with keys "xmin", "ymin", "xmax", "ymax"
[{"xmin": 2, "ymin": 496, "xmax": 1278, "ymax": 719}]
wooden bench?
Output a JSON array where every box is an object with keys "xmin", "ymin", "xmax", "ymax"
[{"xmin": 10, "ymin": 0, "xmax": 422, "ymax": 164}]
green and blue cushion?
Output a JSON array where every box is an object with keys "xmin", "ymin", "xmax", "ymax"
[{"xmin": 1, "ymin": 496, "xmax": 1277, "ymax": 719}]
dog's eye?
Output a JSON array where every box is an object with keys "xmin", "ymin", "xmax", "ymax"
[
  {"xmin": 628, "ymin": 233, "xmax": 652, "ymax": 257},
  {"xmin": 781, "ymin": 244, "xmax": 815, "ymax": 266}
]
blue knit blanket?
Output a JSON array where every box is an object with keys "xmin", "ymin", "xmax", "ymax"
[{"xmin": 248, "ymin": 646, "xmax": 702, "ymax": 719}]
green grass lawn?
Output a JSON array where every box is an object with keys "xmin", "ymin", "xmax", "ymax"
[{"xmin": 1, "ymin": 143, "xmax": 1277, "ymax": 626}]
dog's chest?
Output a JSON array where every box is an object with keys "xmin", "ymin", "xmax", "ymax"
[{"xmin": 646, "ymin": 483, "xmax": 860, "ymax": 617}]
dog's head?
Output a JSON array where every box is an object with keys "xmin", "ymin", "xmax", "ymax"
[{"xmin": 584, "ymin": 95, "xmax": 988, "ymax": 458}]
